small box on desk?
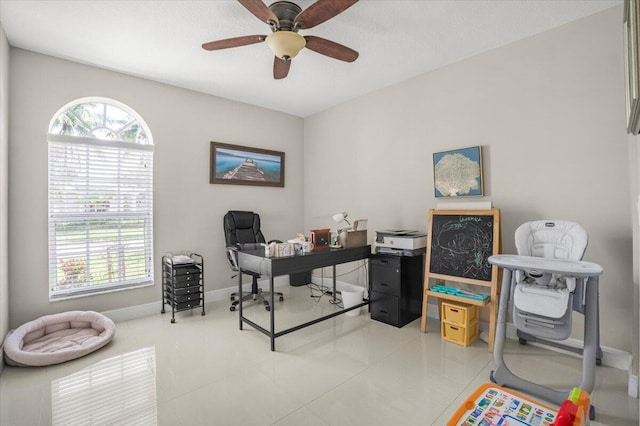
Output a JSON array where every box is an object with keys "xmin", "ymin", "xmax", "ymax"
[
  {"xmin": 275, "ymin": 243, "xmax": 294, "ymax": 257},
  {"xmin": 338, "ymin": 230, "xmax": 367, "ymax": 248}
]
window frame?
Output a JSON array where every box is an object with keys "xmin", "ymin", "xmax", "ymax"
[{"xmin": 47, "ymin": 97, "xmax": 154, "ymax": 301}]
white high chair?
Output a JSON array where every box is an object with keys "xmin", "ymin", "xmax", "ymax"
[
  {"xmin": 514, "ymin": 221, "xmax": 601, "ymax": 356},
  {"xmin": 488, "ymin": 220, "xmax": 603, "ymax": 419}
]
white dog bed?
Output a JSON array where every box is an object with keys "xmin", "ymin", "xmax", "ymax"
[{"xmin": 3, "ymin": 311, "xmax": 116, "ymax": 367}]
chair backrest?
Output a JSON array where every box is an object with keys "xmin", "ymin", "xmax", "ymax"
[
  {"xmin": 514, "ymin": 220, "xmax": 587, "ymax": 261},
  {"xmin": 223, "ymin": 210, "xmax": 266, "ymax": 246}
]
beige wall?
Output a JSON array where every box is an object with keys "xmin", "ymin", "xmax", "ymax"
[
  {"xmin": 4, "ymin": 6, "xmax": 637, "ymax": 358},
  {"xmin": 304, "ymin": 7, "xmax": 634, "ymax": 352},
  {"xmin": 0, "ymin": 24, "xmax": 9, "ymax": 353},
  {"xmin": 8, "ymin": 49, "xmax": 304, "ymax": 328}
]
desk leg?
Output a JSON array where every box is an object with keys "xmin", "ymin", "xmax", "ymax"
[
  {"xmin": 332, "ymin": 264, "xmax": 337, "ymax": 303},
  {"xmin": 270, "ymin": 275, "xmax": 275, "ymax": 351},
  {"xmin": 238, "ymin": 270, "xmax": 243, "ymax": 330}
]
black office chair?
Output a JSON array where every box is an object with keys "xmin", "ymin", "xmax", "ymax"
[{"xmin": 224, "ymin": 210, "xmax": 284, "ymax": 312}]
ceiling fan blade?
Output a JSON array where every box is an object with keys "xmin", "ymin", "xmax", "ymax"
[
  {"xmin": 273, "ymin": 57, "xmax": 291, "ymax": 79},
  {"xmin": 304, "ymin": 36, "xmax": 358, "ymax": 62},
  {"xmin": 237, "ymin": 0, "xmax": 279, "ymax": 25},
  {"xmin": 202, "ymin": 35, "xmax": 266, "ymax": 51},
  {"xmin": 294, "ymin": 0, "xmax": 358, "ymax": 30}
]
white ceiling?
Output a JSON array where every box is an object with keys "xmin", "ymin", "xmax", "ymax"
[{"xmin": 0, "ymin": 0, "xmax": 621, "ymax": 117}]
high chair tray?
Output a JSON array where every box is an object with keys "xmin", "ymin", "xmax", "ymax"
[{"xmin": 488, "ymin": 255, "xmax": 602, "ymax": 277}]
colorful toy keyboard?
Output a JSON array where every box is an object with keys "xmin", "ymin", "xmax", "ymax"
[
  {"xmin": 448, "ymin": 383, "xmax": 558, "ymax": 426},
  {"xmin": 431, "ymin": 285, "xmax": 489, "ymax": 301}
]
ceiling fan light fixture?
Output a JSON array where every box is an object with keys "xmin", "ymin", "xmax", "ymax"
[{"xmin": 265, "ymin": 31, "xmax": 306, "ymax": 60}]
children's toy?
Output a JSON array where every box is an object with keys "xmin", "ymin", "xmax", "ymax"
[
  {"xmin": 551, "ymin": 388, "xmax": 591, "ymax": 426},
  {"xmin": 447, "ymin": 383, "xmax": 558, "ymax": 426},
  {"xmin": 448, "ymin": 384, "xmax": 591, "ymax": 426}
]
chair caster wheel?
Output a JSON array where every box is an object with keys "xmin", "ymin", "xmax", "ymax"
[
  {"xmin": 589, "ymin": 405, "xmax": 596, "ymax": 420},
  {"xmin": 519, "ymin": 338, "xmax": 527, "ymax": 345},
  {"xmin": 596, "ymin": 358, "xmax": 602, "ymax": 366},
  {"xmin": 265, "ymin": 306, "xmax": 271, "ymax": 312},
  {"xmin": 201, "ymin": 311, "xmax": 205, "ymax": 316},
  {"xmin": 279, "ymin": 296, "xmax": 284, "ymax": 302},
  {"xmin": 171, "ymin": 318, "xmax": 175, "ymax": 323},
  {"xmin": 489, "ymin": 371, "xmax": 496, "ymax": 383},
  {"xmin": 161, "ymin": 309, "xmax": 165, "ymax": 314},
  {"xmin": 230, "ymin": 306, "xmax": 236, "ymax": 312}
]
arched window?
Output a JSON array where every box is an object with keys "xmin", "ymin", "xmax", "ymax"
[{"xmin": 48, "ymin": 98, "xmax": 154, "ymax": 300}]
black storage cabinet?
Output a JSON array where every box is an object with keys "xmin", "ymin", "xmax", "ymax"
[
  {"xmin": 369, "ymin": 253, "xmax": 424, "ymax": 327},
  {"xmin": 161, "ymin": 253, "xmax": 205, "ymax": 323}
]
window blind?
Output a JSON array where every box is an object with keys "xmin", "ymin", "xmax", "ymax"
[{"xmin": 48, "ymin": 135, "xmax": 153, "ymax": 299}]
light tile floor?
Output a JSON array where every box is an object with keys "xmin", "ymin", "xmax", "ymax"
[{"xmin": 1, "ymin": 285, "xmax": 638, "ymax": 425}]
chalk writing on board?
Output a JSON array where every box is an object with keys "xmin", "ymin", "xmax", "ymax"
[{"xmin": 429, "ymin": 214, "xmax": 494, "ymax": 281}]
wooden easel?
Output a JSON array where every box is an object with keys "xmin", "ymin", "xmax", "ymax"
[{"xmin": 420, "ymin": 208, "xmax": 501, "ymax": 352}]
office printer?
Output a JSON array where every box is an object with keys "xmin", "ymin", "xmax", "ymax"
[{"xmin": 374, "ymin": 230, "xmax": 427, "ymax": 256}]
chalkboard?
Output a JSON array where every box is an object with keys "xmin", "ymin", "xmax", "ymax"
[
  {"xmin": 421, "ymin": 208, "xmax": 501, "ymax": 350},
  {"xmin": 427, "ymin": 209, "xmax": 499, "ymax": 283}
]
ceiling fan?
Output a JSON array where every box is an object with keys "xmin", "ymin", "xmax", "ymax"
[{"xmin": 202, "ymin": 0, "xmax": 359, "ymax": 79}]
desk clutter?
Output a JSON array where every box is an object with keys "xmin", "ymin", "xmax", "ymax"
[{"xmin": 265, "ymin": 226, "xmax": 369, "ymax": 258}]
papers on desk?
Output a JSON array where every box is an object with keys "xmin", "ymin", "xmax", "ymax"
[
  {"xmin": 168, "ymin": 254, "xmax": 194, "ymax": 264},
  {"xmin": 287, "ymin": 233, "xmax": 307, "ymax": 244}
]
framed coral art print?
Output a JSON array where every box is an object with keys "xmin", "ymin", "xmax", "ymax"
[{"xmin": 433, "ymin": 146, "xmax": 484, "ymax": 198}]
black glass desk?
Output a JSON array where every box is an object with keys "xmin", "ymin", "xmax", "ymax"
[{"xmin": 237, "ymin": 245, "xmax": 371, "ymax": 351}]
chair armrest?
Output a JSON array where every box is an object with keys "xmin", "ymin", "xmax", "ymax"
[
  {"xmin": 268, "ymin": 239, "xmax": 282, "ymax": 244},
  {"xmin": 226, "ymin": 245, "xmax": 240, "ymax": 272}
]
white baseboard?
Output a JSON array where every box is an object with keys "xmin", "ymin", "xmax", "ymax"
[
  {"xmin": 102, "ymin": 275, "xmax": 365, "ymax": 323},
  {"xmin": 102, "ymin": 276, "xmax": 291, "ymax": 323}
]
